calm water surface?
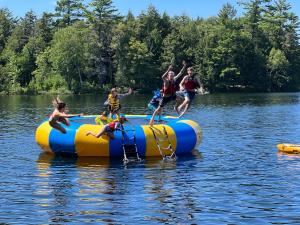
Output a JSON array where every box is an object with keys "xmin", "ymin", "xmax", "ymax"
[{"xmin": 0, "ymin": 93, "xmax": 300, "ymax": 224}]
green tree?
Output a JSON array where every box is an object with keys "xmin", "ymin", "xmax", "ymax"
[
  {"xmin": 54, "ymin": 0, "xmax": 84, "ymax": 27},
  {"xmin": 85, "ymin": 0, "xmax": 122, "ymax": 85},
  {"xmin": 267, "ymin": 48, "xmax": 290, "ymax": 90},
  {"xmin": 0, "ymin": 8, "xmax": 14, "ymax": 53},
  {"xmin": 47, "ymin": 22, "xmax": 92, "ymax": 92},
  {"xmin": 35, "ymin": 13, "xmax": 53, "ymax": 44}
]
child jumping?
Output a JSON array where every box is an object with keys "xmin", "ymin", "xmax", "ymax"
[
  {"xmin": 149, "ymin": 61, "xmax": 186, "ymax": 125},
  {"xmin": 176, "ymin": 67, "xmax": 201, "ymax": 117},
  {"xmin": 147, "ymin": 90, "xmax": 163, "ymax": 121},
  {"xmin": 49, "ymin": 97, "xmax": 82, "ymax": 134}
]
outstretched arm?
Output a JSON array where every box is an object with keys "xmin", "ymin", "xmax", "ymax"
[
  {"xmin": 57, "ymin": 112, "xmax": 83, "ymax": 118},
  {"xmin": 174, "ymin": 60, "xmax": 187, "ymax": 81},
  {"xmin": 118, "ymin": 88, "xmax": 133, "ymax": 98},
  {"xmin": 195, "ymin": 78, "xmax": 204, "ymax": 94},
  {"xmin": 162, "ymin": 65, "xmax": 173, "ymax": 81}
]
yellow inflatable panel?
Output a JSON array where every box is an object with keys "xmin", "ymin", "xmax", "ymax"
[
  {"xmin": 277, "ymin": 143, "xmax": 300, "ymax": 154},
  {"xmin": 142, "ymin": 125, "xmax": 177, "ymax": 157},
  {"xmin": 35, "ymin": 121, "xmax": 52, "ymax": 153},
  {"xmin": 75, "ymin": 124, "xmax": 110, "ymax": 156},
  {"xmin": 178, "ymin": 120, "xmax": 202, "ymax": 147}
]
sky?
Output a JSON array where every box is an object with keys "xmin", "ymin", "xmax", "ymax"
[{"xmin": 0, "ymin": 0, "xmax": 300, "ymax": 19}]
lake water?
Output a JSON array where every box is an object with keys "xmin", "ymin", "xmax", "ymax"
[{"xmin": 0, "ymin": 93, "xmax": 300, "ymax": 224}]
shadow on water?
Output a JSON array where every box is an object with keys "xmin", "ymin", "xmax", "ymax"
[{"xmin": 36, "ymin": 149, "xmax": 203, "ymax": 169}]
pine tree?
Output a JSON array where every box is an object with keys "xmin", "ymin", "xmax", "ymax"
[
  {"xmin": 85, "ymin": 0, "xmax": 121, "ymax": 85},
  {"xmin": 54, "ymin": 0, "xmax": 84, "ymax": 27}
]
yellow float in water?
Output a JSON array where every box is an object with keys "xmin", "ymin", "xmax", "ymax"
[{"xmin": 277, "ymin": 143, "xmax": 300, "ymax": 154}]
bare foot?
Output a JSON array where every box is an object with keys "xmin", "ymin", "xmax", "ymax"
[{"xmin": 178, "ymin": 112, "xmax": 185, "ymax": 118}]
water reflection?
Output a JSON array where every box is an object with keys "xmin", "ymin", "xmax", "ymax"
[{"xmin": 35, "ymin": 151, "xmax": 202, "ymax": 223}]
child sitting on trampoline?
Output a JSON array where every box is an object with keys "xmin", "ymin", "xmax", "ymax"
[
  {"xmin": 49, "ymin": 97, "xmax": 83, "ymax": 134},
  {"xmin": 95, "ymin": 111, "xmax": 113, "ymax": 125}
]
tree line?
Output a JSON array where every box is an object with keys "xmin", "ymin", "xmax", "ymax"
[{"xmin": 0, "ymin": 0, "xmax": 299, "ymax": 94}]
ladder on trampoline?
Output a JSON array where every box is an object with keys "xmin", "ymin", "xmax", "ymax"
[
  {"xmin": 120, "ymin": 125, "xmax": 142, "ymax": 164},
  {"xmin": 150, "ymin": 125, "xmax": 176, "ymax": 160}
]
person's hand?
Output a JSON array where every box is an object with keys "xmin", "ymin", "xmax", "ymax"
[
  {"xmin": 182, "ymin": 60, "xmax": 187, "ymax": 67},
  {"xmin": 196, "ymin": 88, "xmax": 204, "ymax": 94},
  {"xmin": 128, "ymin": 88, "xmax": 133, "ymax": 94},
  {"xmin": 86, "ymin": 131, "xmax": 91, "ymax": 136}
]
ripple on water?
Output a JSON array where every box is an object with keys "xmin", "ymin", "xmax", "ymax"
[{"xmin": 1, "ymin": 93, "xmax": 300, "ymax": 224}]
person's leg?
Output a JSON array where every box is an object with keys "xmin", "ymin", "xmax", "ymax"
[
  {"xmin": 148, "ymin": 103, "xmax": 156, "ymax": 112},
  {"xmin": 158, "ymin": 110, "xmax": 162, "ymax": 122},
  {"xmin": 59, "ymin": 117, "xmax": 70, "ymax": 126},
  {"xmin": 49, "ymin": 121, "xmax": 67, "ymax": 134},
  {"xmin": 115, "ymin": 110, "xmax": 120, "ymax": 119},
  {"xmin": 178, "ymin": 101, "xmax": 190, "ymax": 118},
  {"xmin": 178, "ymin": 96, "xmax": 189, "ymax": 112},
  {"xmin": 149, "ymin": 106, "xmax": 162, "ymax": 125},
  {"xmin": 108, "ymin": 105, "xmax": 113, "ymax": 118},
  {"xmin": 150, "ymin": 96, "xmax": 174, "ymax": 124},
  {"xmin": 178, "ymin": 91, "xmax": 194, "ymax": 117},
  {"xmin": 175, "ymin": 97, "xmax": 184, "ymax": 114},
  {"xmin": 175, "ymin": 91, "xmax": 184, "ymax": 114}
]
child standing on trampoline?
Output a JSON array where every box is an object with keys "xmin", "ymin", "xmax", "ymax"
[{"xmin": 105, "ymin": 88, "xmax": 132, "ymax": 119}]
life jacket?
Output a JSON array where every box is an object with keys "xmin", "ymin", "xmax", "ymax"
[
  {"xmin": 108, "ymin": 121, "xmax": 119, "ymax": 131},
  {"xmin": 184, "ymin": 76, "xmax": 198, "ymax": 91},
  {"xmin": 162, "ymin": 80, "xmax": 176, "ymax": 96},
  {"xmin": 108, "ymin": 94, "xmax": 120, "ymax": 110},
  {"xmin": 150, "ymin": 91, "xmax": 162, "ymax": 105},
  {"xmin": 95, "ymin": 115, "xmax": 113, "ymax": 125}
]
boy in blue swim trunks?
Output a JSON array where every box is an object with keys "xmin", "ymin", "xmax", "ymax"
[{"xmin": 176, "ymin": 67, "xmax": 201, "ymax": 117}]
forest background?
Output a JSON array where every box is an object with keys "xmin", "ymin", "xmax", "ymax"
[{"xmin": 0, "ymin": 0, "xmax": 299, "ymax": 94}]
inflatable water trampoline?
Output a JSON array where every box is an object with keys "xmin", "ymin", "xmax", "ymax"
[{"xmin": 35, "ymin": 115, "xmax": 202, "ymax": 159}]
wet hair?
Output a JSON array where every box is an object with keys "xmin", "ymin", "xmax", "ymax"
[
  {"xmin": 111, "ymin": 88, "xmax": 117, "ymax": 93},
  {"xmin": 187, "ymin": 67, "xmax": 194, "ymax": 71},
  {"xmin": 52, "ymin": 97, "xmax": 66, "ymax": 110},
  {"xmin": 168, "ymin": 71, "xmax": 175, "ymax": 76}
]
